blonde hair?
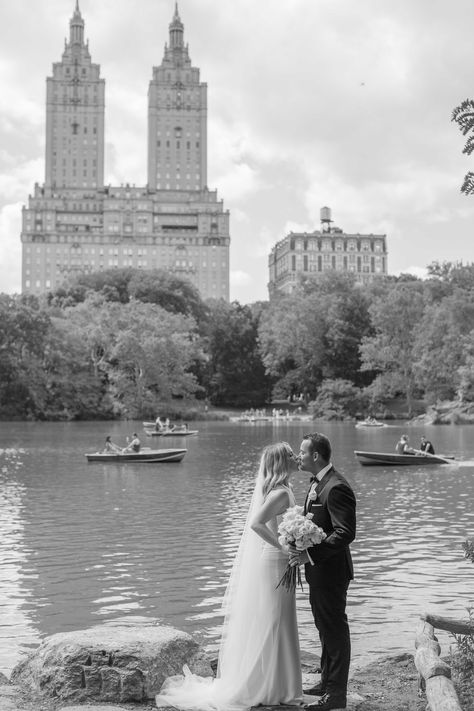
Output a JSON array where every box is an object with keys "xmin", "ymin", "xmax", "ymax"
[{"xmin": 258, "ymin": 442, "xmax": 294, "ymax": 499}]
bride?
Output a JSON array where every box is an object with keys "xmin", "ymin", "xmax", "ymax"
[{"xmin": 155, "ymin": 441, "xmax": 303, "ymax": 710}]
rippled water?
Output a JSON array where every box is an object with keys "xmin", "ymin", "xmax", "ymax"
[{"xmin": 0, "ymin": 420, "xmax": 473, "ymax": 676}]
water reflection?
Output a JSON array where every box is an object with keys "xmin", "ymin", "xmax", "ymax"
[
  {"xmin": 0, "ymin": 448, "xmax": 39, "ymax": 673},
  {"xmin": 0, "ymin": 422, "xmax": 473, "ymax": 676}
]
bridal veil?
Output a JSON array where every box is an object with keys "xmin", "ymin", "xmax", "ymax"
[{"xmin": 155, "ymin": 470, "xmax": 302, "ymax": 710}]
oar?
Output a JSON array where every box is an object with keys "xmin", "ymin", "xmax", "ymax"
[{"xmin": 412, "ymin": 449, "xmax": 454, "ymax": 465}]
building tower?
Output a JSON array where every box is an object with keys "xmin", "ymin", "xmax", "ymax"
[
  {"xmin": 147, "ymin": 3, "xmax": 207, "ymax": 191},
  {"xmin": 21, "ymin": 2, "xmax": 230, "ymax": 301},
  {"xmin": 45, "ymin": 1, "xmax": 105, "ymax": 190}
]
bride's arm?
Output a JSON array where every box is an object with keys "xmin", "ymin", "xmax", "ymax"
[{"xmin": 250, "ymin": 489, "xmax": 289, "ymax": 549}]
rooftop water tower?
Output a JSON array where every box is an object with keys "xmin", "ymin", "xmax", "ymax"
[{"xmin": 320, "ymin": 206, "xmax": 332, "ymax": 232}]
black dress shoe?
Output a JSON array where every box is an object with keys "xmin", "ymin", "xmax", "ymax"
[
  {"xmin": 304, "ymin": 692, "xmax": 347, "ymax": 710},
  {"xmin": 303, "ymin": 682, "xmax": 326, "ymax": 696}
]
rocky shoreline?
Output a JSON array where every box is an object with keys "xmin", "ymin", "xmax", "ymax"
[
  {"xmin": 0, "ymin": 625, "xmax": 429, "ymax": 711},
  {"xmin": 0, "ymin": 653, "xmax": 426, "ymax": 711},
  {"xmin": 411, "ymin": 400, "xmax": 474, "ymax": 425}
]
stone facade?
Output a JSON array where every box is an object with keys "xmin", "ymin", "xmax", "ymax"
[
  {"xmin": 268, "ymin": 208, "xmax": 388, "ymax": 297},
  {"xmin": 21, "ymin": 3, "xmax": 230, "ymax": 301}
]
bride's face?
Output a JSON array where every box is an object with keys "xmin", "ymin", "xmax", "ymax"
[{"xmin": 287, "ymin": 449, "xmax": 299, "ymax": 475}]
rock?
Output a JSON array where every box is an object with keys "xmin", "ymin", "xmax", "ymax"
[
  {"xmin": 11, "ymin": 624, "xmax": 213, "ymax": 704},
  {"xmin": 0, "ymin": 683, "xmax": 23, "ymax": 711}
]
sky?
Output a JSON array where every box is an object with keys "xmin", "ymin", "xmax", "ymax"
[{"xmin": 1, "ymin": 0, "xmax": 474, "ymax": 303}]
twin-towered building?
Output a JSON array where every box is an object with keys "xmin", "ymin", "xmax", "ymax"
[
  {"xmin": 21, "ymin": 2, "xmax": 230, "ymax": 300},
  {"xmin": 21, "ymin": 3, "xmax": 388, "ymax": 302}
]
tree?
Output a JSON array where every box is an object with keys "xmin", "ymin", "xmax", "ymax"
[
  {"xmin": 128, "ymin": 269, "xmax": 208, "ymax": 323},
  {"xmin": 47, "ymin": 268, "xmax": 135, "ymax": 307},
  {"xmin": 0, "ymin": 294, "xmax": 52, "ymax": 417},
  {"xmin": 63, "ymin": 297, "xmax": 204, "ymax": 417},
  {"xmin": 258, "ymin": 293, "xmax": 326, "ymax": 400},
  {"xmin": 47, "ymin": 268, "xmax": 208, "ymax": 324},
  {"xmin": 204, "ymin": 300, "xmax": 272, "ymax": 406},
  {"xmin": 452, "ymin": 99, "xmax": 474, "ymax": 195},
  {"xmin": 359, "ymin": 282, "xmax": 425, "ymax": 416},
  {"xmin": 259, "ymin": 274, "xmax": 373, "ymax": 400},
  {"xmin": 425, "ymin": 261, "xmax": 474, "ymax": 302},
  {"xmin": 412, "ymin": 289, "xmax": 474, "ymax": 404},
  {"xmin": 308, "ymin": 379, "xmax": 366, "ymax": 419}
]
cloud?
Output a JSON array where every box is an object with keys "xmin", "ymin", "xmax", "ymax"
[
  {"xmin": 395, "ymin": 265, "xmax": 428, "ymax": 279},
  {"xmin": 2, "ymin": 0, "xmax": 474, "ymax": 303},
  {"xmin": 0, "ymin": 203, "xmax": 22, "ymax": 294},
  {"xmin": 230, "ymin": 270, "xmax": 251, "ymax": 287}
]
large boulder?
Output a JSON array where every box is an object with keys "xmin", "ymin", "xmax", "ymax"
[{"xmin": 11, "ymin": 624, "xmax": 212, "ymax": 704}]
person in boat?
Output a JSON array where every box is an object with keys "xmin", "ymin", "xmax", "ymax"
[
  {"xmin": 123, "ymin": 433, "xmax": 141, "ymax": 453},
  {"xmin": 419, "ymin": 436, "xmax": 435, "ymax": 455},
  {"xmin": 395, "ymin": 434, "xmax": 415, "ymax": 455},
  {"xmin": 173, "ymin": 422, "xmax": 188, "ymax": 432},
  {"xmin": 155, "ymin": 416, "xmax": 164, "ymax": 431},
  {"xmin": 103, "ymin": 436, "xmax": 121, "ymax": 453}
]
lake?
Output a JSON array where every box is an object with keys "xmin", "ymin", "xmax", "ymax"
[{"xmin": 0, "ymin": 418, "xmax": 473, "ymax": 677}]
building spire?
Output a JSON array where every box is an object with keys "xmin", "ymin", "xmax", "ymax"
[
  {"xmin": 169, "ymin": 2, "xmax": 184, "ymax": 49},
  {"xmin": 69, "ymin": 0, "xmax": 85, "ymax": 46}
]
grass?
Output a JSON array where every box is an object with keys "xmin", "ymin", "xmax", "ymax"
[{"xmin": 451, "ymin": 605, "xmax": 474, "ymax": 710}]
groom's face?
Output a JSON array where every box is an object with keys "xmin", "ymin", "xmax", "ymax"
[{"xmin": 298, "ymin": 439, "xmax": 318, "ymax": 474}]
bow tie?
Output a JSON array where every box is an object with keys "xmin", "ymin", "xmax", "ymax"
[{"xmin": 310, "ymin": 475, "xmax": 319, "ymax": 483}]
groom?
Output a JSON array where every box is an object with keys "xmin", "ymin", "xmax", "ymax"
[{"xmin": 290, "ymin": 433, "xmax": 356, "ymax": 711}]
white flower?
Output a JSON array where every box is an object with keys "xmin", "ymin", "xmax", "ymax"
[{"xmin": 277, "ymin": 505, "xmax": 326, "ymax": 553}]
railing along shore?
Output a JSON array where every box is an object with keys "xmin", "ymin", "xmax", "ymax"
[{"xmin": 415, "ymin": 613, "xmax": 470, "ymax": 711}]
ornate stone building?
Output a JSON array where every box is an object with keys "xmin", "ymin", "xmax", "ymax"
[
  {"xmin": 268, "ymin": 207, "xmax": 388, "ymax": 297},
  {"xmin": 21, "ymin": 3, "xmax": 230, "ymax": 300}
]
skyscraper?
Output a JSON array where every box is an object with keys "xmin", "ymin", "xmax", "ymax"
[
  {"xmin": 148, "ymin": 5, "xmax": 207, "ymax": 192},
  {"xmin": 21, "ymin": 2, "xmax": 230, "ymax": 300}
]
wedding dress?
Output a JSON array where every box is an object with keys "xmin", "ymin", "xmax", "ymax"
[{"xmin": 155, "ymin": 479, "xmax": 302, "ymax": 710}]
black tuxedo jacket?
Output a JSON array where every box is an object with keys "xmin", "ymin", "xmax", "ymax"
[{"xmin": 304, "ymin": 466, "xmax": 356, "ymax": 588}]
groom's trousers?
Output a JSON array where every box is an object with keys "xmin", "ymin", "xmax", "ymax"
[{"xmin": 309, "ymin": 581, "xmax": 350, "ymax": 697}]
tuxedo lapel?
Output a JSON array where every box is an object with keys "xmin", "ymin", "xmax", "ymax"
[
  {"xmin": 304, "ymin": 480, "xmax": 316, "ymax": 514},
  {"xmin": 304, "ymin": 466, "xmax": 334, "ymax": 513},
  {"xmin": 315, "ymin": 465, "xmax": 333, "ymax": 499}
]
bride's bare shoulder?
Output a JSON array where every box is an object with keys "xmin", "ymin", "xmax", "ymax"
[{"xmin": 265, "ymin": 486, "xmax": 291, "ymax": 507}]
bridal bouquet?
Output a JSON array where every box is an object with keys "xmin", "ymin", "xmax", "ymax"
[{"xmin": 277, "ymin": 505, "xmax": 326, "ymax": 592}]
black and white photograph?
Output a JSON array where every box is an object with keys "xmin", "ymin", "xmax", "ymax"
[{"xmin": 0, "ymin": 2, "xmax": 474, "ymax": 710}]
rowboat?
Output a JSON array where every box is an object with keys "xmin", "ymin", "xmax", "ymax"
[
  {"xmin": 355, "ymin": 419, "xmax": 386, "ymax": 428},
  {"xmin": 354, "ymin": 450, "xmax": 455, "ymax": 466},
  {"xmin": 144, "ymin": 429, "xmax": 198, "ymax": 437},
  {"xmin": 85, "ymin": 448, "xmax": 187, "ymax": 463}
]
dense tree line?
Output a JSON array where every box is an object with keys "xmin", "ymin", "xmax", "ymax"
[{"xmin": 1, "ymin": 263, "xmax": 474, "ymax": 419}]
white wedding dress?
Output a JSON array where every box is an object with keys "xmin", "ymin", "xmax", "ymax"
[{"xmin": 155, "ymin": 482, "xmax": 302, "ymax": 710}]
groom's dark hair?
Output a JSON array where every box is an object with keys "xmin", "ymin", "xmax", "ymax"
[{"xmin": 303, "ymin": 432, "xmax": 331, "ymax": 463}]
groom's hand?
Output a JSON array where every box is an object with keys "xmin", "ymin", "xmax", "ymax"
[{"xmin": 289, "ymin": 549, "xmax": 309, "ymax": 567}]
